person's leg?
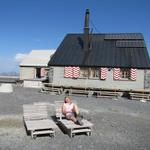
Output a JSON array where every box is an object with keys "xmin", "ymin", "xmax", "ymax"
[
  {"xmin": 70, "ymin": 116, "xmax": 77, "ymax": 123},
  {"xmin": 66, "ymin": 113, "xmax": 77, "ymax": 123},
  {"xmin": 66, "ymin": 112, "xmax": 83, "ymax": 125}
]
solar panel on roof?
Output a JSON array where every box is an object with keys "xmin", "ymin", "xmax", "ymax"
[
  {"xmin": 116, "ymin": 40, "xmax": 146, "ymax": 48},
  {"xmin": 104, "ymin": 33, "xmax": 143, "ymax": 40}
]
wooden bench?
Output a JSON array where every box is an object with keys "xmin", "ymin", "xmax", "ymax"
[
  {"xmin": 41, "ymin": 84, "xmax": 63, "ymax": 95},
  {"xmin": 64, "ymin": 88, "xmax": 93, "ymax": 97},
  {"xmin": 55, "ymin": 101, "xmax": 93, "ymax": 137},
  {"xmin": 23, "ymin": 104, "xmax": 57, "ymax": 139},
  {"xmin": 95, "ymin": 90, "xmax": 119, "ymax": 99},
  {"xmin": 130, "ymin": 92, "xmax": 150, "ymax": 101}
]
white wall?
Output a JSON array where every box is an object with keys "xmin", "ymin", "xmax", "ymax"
[
  {"xmin": 20, "ymin": 67, "xmax": 35, "ymax": 80},
  {"xmin": 23, "ymin": 80, "xmax": 42, "ymax": 88},
  {"xmin": 49, "ymin": 66, "xmax": 145, "ymax": 91}
]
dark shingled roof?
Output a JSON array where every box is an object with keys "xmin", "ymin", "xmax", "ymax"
[{"xmin": 48, "ymin": 33, "xmax": 150, "ymax": 69}]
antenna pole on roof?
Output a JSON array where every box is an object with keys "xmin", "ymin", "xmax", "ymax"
[{"xmin": 84, "ymin": 9, "xmax": 90, "ymax": 51}]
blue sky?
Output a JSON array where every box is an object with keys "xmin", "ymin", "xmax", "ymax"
[{"xmin": 0, "ymin": 0, "xmax": 150, "ymax": 73}]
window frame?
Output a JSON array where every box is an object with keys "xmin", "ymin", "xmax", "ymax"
[
  {"xmin": 79, "ymin": 67, "xmax": 100, "ymax": 79},
  {"xmin": 120, "ymin": 68, "xmax": 131, "ymax": 80}
]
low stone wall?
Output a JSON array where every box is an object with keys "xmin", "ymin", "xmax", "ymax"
[
  {"xmin": 23, "ymin": 79, "xmax": 42, "ymax": 88},
  {"xmin": 0, "ymin": 84, "xmax": 13, "ymax": 93}
]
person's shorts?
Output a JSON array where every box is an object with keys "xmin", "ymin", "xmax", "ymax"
[{"xmin": 65, "ymin": 112, "xmax": 75, "ymax": 120}]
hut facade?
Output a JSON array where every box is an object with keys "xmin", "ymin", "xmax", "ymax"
[{"xmin": 48, "ymin": 10, "xmax": 150, "ymax": 92}]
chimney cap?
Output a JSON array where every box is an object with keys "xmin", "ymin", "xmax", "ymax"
[{"xmin": 86, "ymin": 9, "xmax": 90, "ymax": 14}]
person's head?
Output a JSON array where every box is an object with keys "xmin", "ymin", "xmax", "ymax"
[{"xmin": 64, "ymin": 96, "xmax": 72, "ymax": 103}]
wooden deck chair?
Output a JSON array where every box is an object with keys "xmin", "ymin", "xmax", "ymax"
[
  {"xmin": 33, "ymin": 102, "xmax": 52, "ymax": 116},
  {"xmin": 55, "ymin": 101, "xmax": 65, "ymax": 120},
  {"xmin": 23, "ymin": 104, "xmax": 57, "ymax": 139},
  {"xmin": 55, "ymin": 101, "xmax": 93, "ymax": 138}
]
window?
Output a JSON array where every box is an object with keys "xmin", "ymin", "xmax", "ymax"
[
  {"xmin": 80, "ymin": 67, "xmax": 99, "ymax": 79},
  {"xmin": 36, "ymin": 68, "xmax": 41, "ymax": 78},
  {"xmin": 90, "ymin": 68, "xmax": 99, "ymax": 78},
  {"xmin": 80, "ymin": 67, "xmax": 89, "ymax": 78},
  {"xmin": 120, "ymin": 68, "xmax": 130, "ymax": 79}
]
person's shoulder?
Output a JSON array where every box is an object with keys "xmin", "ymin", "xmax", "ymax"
[{"xmin": 72, "ymin": 102, "xmax": 76, "ymax": 106}]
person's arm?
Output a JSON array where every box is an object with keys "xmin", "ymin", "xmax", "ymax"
[
  {"xmin": 62, "ymin": 103, "xmax": 66, "ymax": 115},
  {"xmin": 73, "ymin": 103, "xmax": 79, "ymax": 116}
]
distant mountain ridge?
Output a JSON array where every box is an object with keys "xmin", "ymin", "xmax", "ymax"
[{"xmin": 0, "ymin": 71, "xmax": 19, "ymax": 76}]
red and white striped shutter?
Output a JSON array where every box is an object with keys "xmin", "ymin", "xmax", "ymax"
[
  {"xmin": 40, "ymin": 68, "xmax": 46, "ymax": 77},
  {"xmin": 64, "ymin": 67, "xmax": 73, "ymax": 78},
  {"xmin": 113, "ymin": 68, "xmax": 120, "ymax": 80},
  {"xmin": 130, "ymin": 68, "xmax": 137, "ymax": 81},
  {"xmin": 100, "ymin": 67, "xmax": 108, "ymax": 79},
  {"xmin": 73, "ymin": 67, "xmax": 80, "ymax": 78}
]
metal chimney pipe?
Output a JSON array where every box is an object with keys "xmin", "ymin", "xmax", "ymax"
[{"xmin": 84, "ymin": 9, "xmax": 90, "ymax": 51}]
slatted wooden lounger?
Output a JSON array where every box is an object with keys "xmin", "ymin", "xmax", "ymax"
[
  {"xmin": 23, "ymin": 104, "xmax": 57, "ymax": 139},
  {"xmin": 130, "ymin": 92, "xmax": 150, "ymax": 101},
  {"xmin": 95, "ymin": 90, "xmax": 120, "ymax": 99},
  {"xmin": 55, "ymin": 101, "xmax": 93, "ymax": 138}
]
